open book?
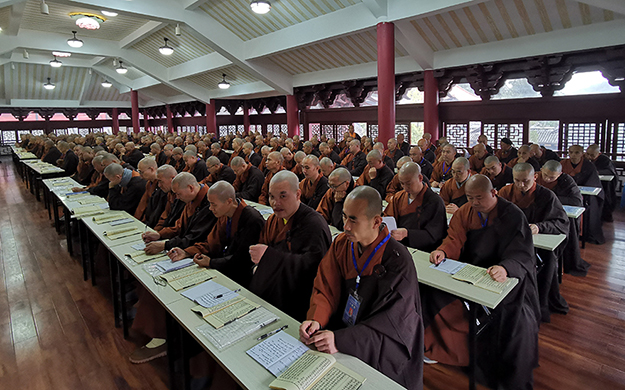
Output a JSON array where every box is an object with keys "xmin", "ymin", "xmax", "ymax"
[
  {"xmin": 269, "ymin": 350, "xmax": 365, "ymax": 390},
  {"xmin": 160, "ymin": 265, "xmax": 215, "ymax": 291},
  {"xmin": 104, "ymin": 227, "xmax": 139, "ymax": 240},
  {"xmin": 93, "ymin": 213, "xmax": 126, "ymax": 224},
  {"xmin": 125, "ymin": 250, "xmax": 168, "ymax": 264},
  {"xmin": 451, "ymin": 264, "xmax": 511, "ymax": 294},
  {"xmin": 192, "ymin": 297, "xmax": 259, "ymax": 328}
]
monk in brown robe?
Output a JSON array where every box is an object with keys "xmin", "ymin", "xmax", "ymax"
[
  {"xmin": 506, "ymin": 145, "xmax": 540, "ymax": 171},
  {"xmin": 103, "ymin": 163, "xmax": 146, "ymax": 215},
  {"xmin": 385, "ymin": 138, "xmax": 404, "ymax": 164},
  {"xmin": 481, "ymin": 155, "xmax": 513, "ymax": 190},
  {"xmin": 281, "ymin": 147, "xmax": 296, "ymax": 171},
  {"xmin": 134, "ymin": 158, "xmax": 168, "ymax": 228},
  {"xmin": 182, "ymin": 151, "xmax": 209, "ymax": 182},
  {"xmin": 586, "ymin": 144, "xmax": 617, "ymax": 222},
  {"xmin": 495, "ymin": 137, "xmax": 517, "ymax": 164},
  {"xmin": 439, "ymin": 157, "xmax": 472, "ymax": 215},
  {"xmin": 171, "ymin": 147, "xmax": 185, "ymax": 172},
  {"xmin": 316, "ymin": 168, "xmax": 354, "ymax": 231},
  {"xmin": 561, "ymin": 145, "xmax": 605, "ymax": 244},
  {"xmin": 258, "ymin": 151, "xmax": 284, "ymax": 205},
  {"xmin": 355, "ymin": 149, "xmax": 394, "ymax": 200},
  {"xmin": 384, "ymin": 156, "xmax": 412, "ymax": 203},
  {"xmin": 537, "ymin": 160, "xmax": 590, "ymax": 276},
  {"xmin": 153, "ymin": 165, "xmax": 184, "ymax": 233},
  {"xmin": 408, "ymin": 145, "xmax": 433, "ymax": 180},
  {"xmin": 430, "ymin": 143, "xmax": 456, "ymax": 187},
  {"xmin": 499, "ymin": 163, "xmax": 569, "ymax": 323},
  {"xmin": 384, "ymin": 162, "xmax": 447, "ymax": 252},
  {"xmin": 301, "ymin": 186, "xmax": 424, "ymax": 390},
  {"xmin": 72, "ymin": 146, "xmax": 95, "ymax": 185},
  {"xmin": 340, "ymin": 139, "xmax": 367, "ymax": 177},
  {"xmin": 168, "ymin": 181, "xmax": 264, "ymax": 287},
  {"xmin": 231, "ymin": 156, "xmax": 264, "ymax": 202},
  {"xmin": 201, "ymin": 156, "xmax": 235, "ymax": 186},
  {"xmin": 299, "ymin": 155, "xmax": 329, "ymax": 210},
  {"xmin": 468, "ymin": 143, "xmax": 490, "ymax": 173},
  {"xmin": 426, "ymin": 174, "xmax": 540, "ymax": 390},
  {"xmin": 249, "ymin": 171, "xmax": 332, "ymax": 321}
]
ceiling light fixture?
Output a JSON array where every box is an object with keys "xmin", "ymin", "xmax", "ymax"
[
  {"xmin": 159, "ymin": 37, "xmax": 174, "ymax": 55},
  {"xmin": 52, "ymin": 51, "xmax": 71, "ymax": 58},
  {"xmin": 41, "ymin": 0, "xmax": 49, "ymax": 15},
  {"xmin": 218, "ymin": 74, "xmax": 230, "ymax": 89},
  {"xmin": 116, "ymin": 60, "xmax": 128, "ymax": 74},
  {"xmin": 250, "ymin": 0, "xmax": 271, "ymax": 14},
  {"xmin": 43, "ymin": 77, "xmax": 55, "ymax": 90},
  {"xmin": 175, "ymin": 24, "xmax": 181, "ymax": 36},
  {"xmin": 101, "ymin": 10, "xmax": 118, "ymax": 17},
  {"xmin": 50, "ymin": 56, "xmax": 62, "ymax": 68},
  {"xmin": 23, "ymin": 49, "xmax": 29, "ymax": 59},
  {"xmin": 101, "ymin": 80, "xmax": 113, "ymax": 88},
  {"xmin": 69, "ymin": 12, "xmax": 106, "ymax": 30},
  {"xmin": 67, "ymin": 31, "xmax": 84, "ymax": 48}
]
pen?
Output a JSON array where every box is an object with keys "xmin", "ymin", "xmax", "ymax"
[
  {"xmin": 222, "ymin": 306, "xmax": 258, "ymax": 326},
  {"xmin": 214, "ymin": 288, "xmax": 241, "ymax": 299},
  {"xmin": 435, "ymin": 258, "xmax": 446, "ymax": 267},
  {"xmin": 257, "ymin": 325, "xmax": 288, "ymax": 341}
]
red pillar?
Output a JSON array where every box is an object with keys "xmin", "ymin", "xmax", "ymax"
[
  {"xmin": 131, "ymin": 90, "xmax": 140, "ymax": 133},
  {"xmin": 111, "ymin": 108, "xmax": 120, "ymax": 135},
  {"xmin": 143, "ymin": 110, "xmax": 149, "ymax": 133},
  {"xmin": 377, "ymin": 22, "xmax": 395, "ymax": 145},
  {"xmin": 166, "ymin": 104, "xmax": 174, "ymax": 133},
  {"xmin": 423, "ymin": 70, "xmax": 440, "ymax": 140},
  {"xmin": 286, "ymin": 94, "xmax": 299, "ymax": 138},
  {"xmin": 206, "ymin": 100, "xmax": 217, "ymax": 136},
  {"xmin": 243, "ymin": 102, "xmax": 250, "ymax": 135}
]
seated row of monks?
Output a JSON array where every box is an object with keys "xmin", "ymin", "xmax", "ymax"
[{"xmin": 23, "ymin": 131, "xmax": 618, "ymax": 390}]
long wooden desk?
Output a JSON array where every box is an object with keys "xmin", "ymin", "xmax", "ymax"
[
  {"xmin": 578, "ymin": 186, "xmax": 601, "ymax": 248},
  {"xmin": 23, "ymin": 160, "xmax": 66, "ymax": 200}
]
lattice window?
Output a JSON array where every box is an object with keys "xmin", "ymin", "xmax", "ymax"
[
  {"xmin": 395, "ymin": 124, "xmax": 409, "ymax": 141},
  {"xmin": 482, "ymin": 124, "xmax": 497, "ymax": 148},
  {"xmin": 67, "ymin": 128, "xmax": 79, "ymax": 135},
  {"xmin": 336, "ymin": 125, "xmax": 349, "ymax": 140},
  {"xmin": 2, "ymin": 131, "xmax": 16, "ymax": 145},
  {"xmin": 79, "ymin": 128, "xmax": 90, "ymax": 136},
  {"xmin": 321, "ymin": 125, "xmax": 334, "ymax": 140},
  {"xmin": 32, "ymin": 130, "xmax": 44, "ymax": 136},
  {"xmin": 55, "ymin": 129, "xmax": 68, "ymax": 136},
  {"xmin": 102, "ymin": 127, "xmax": 113, "ymax": 135},
  {"xmin": 368, "ymin": 124, "xmax": 378, "ymax": 140},
  {"xmin": 17, "ymin": 131, "xmax": 30, "ymax": 142},
  {"xmin": 309, "ymin": 123, "xmax": 321, "ymax": 139},
  {"xmin": 445, "ymin": 123, "xmax": 469, "ymax": 148},
  {"xmin": 563, "ymin": 123, "xmax": 597, "ymax": 151},
  {"xmin": 613, "ymin": 123, "xmax": 625, "ymax": 161},
  {"xmin": 469, "ymin": 121, "xmax": 481, "ymax": 146},
  {"xmin": 280, "ymin": 124, "xmax": 288, "ymax": 135},
  {"xmin": 219, "ymin": 126, "xmax": 228, "ymax": 137},
  {"xmin": 228, "ymin": 125, "xmax": 237, "ymax": 135},
  {"xmin": 498, "ymin": 124, "xmax": 524, "ymax": 148},
  {"xmin": 298, "ymin": 124, "xmax": 304, "ymax": 137}
]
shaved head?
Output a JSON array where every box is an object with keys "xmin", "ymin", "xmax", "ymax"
[
  {"xmin": 156, "ymin": 164, "xmax": 177, "ymax": 178},
  {"xmin": 206, "ymin": 156, "xmax": 220, "ymax": 167},
  {"xmin": 465, "ymin": 174, "xmax": 494, "ymax": 193},
  {"xmin": 542, "ymin": 160, "xmax": 562, "ymax": 173},
  {"xmin": 208, "ymin": 181, "xmax": 236, "ymax": 202},
  {"xmin": 452, "ymin": 157, "xmax": 470, "ymax": 170},
  {"xmin": 138, "ymin": 157, "xmax": 157, "ymax": 170},
  {"xmin": 329, "ymin": 167, "xmax": 352, "ymax": 182},
  {"xmin": 399, "ymin": 161, "xmax": 422, "ymax": 178},
  {"xmin": 484, "ymin": 155, "xmax": 500, "ymax": 165},
  {"xmin": 172, "ymin": 172, "xmax": 199, "ymax": 188},
  {"xmin": 345, "ymin": 185, "xmax": 382, "ymax": 220},
  {"xmin": 103, "ymin": 162, "xmax": 123, "ymax": 176},
  {"xmin": 513, "ymin": 162, "xmax": 535, "ymax": 176},
  {"xmin": 270, "ymin": 170, "xmax": 299, "ymax": 192},
  {"xmin": 230, "ymin": 156, "xmax": 246, "ymax": 168},
  {"xmin": 396, "ymin": 155, "xmax": 412, "ymax": 169},
  {"xmin": 569, "ymin": 145, "xmax": 584, "ymax": 153}
]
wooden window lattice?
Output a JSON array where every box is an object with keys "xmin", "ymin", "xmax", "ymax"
[
  {"xmin": 563, "ymin": 123, "xmax": 597, "ymax": 151},
  {"xmin": 309, "ymin": 123, "xmax": 321, "ymax": 139},
  {"xmin": 395, "ymin": 124, "xmax": 409, "ymax": 142},
  {"xmin": 2, "ymin": 131, "xmax": 17, "ymax": 145},
  {"xmin": 368, "ymin": 124, "xmax": 379, "ymax": 140},
  {"xmin": 445, "ymin": 123, "xmax": 469, "ymax": 148}
]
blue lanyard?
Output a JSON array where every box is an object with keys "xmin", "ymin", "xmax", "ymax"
[
  {"xmin": 442, "ymin": 162, "xmax": 451, "ymax": 175},
  {"xmin": 226, "ymin": 218, "xmax": 232, "ymax": 240},
  {"xmin": 478, "ymin": 212, "xmax": 488, "ymax": 228},
  {"xmin": 351, "ymin": 233, "xmax": 391, "ymax": 292},
  {"xmin": 419, "ymin": 157, "xmax": 425, "ymax": 165}
]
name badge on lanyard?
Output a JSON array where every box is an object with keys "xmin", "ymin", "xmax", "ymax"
[{"xmin": 342, "ymin": 233, "xmax": 390, "ymax": 327}]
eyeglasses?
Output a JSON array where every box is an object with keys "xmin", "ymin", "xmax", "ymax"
[{"xmin": 329, "ymin": 180, "xmax": 348, "ymax": 190}]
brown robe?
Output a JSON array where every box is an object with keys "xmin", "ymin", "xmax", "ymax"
[
  {"xmin": 439, "ymin": 175, "xmax": 470, "ymax": 207},
  {"xmin": 316, "ymin": 180, "xmax": 355, "ymax": 231},
  {"xmin": 431, "ymin": 160, "xmax": 453, "ymax": 183},
  {"xmin": 258, "ymin": 167, "xmax": 284, "ymax": 205},
  {"xmin": 307, "ymin": 227, "xmax": 424, "ymax": 390},
  {"xmin": 299, "ymin": 174, "xmax": 329, "ymax": 210}
]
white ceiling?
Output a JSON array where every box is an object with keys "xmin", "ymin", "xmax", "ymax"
[{"xmin": 0, "ymin": 0, "xmax": 623, "ymax": 108}]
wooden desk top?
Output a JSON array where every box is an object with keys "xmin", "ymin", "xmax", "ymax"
[{"xmin": 532, "ymin": 233, "xmax": 566, "ymax": 251}]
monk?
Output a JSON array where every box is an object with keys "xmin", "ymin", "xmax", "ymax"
[
  {"xmin": 258, "ymin": 151, "xmax": 284, "ymax": 205},
  {"xmin": 537, "ymin": 160, "xmax": 590, "ymax": 276},
  {"xmin": 291, "ymin": 151, "xmax": 306, "ymax": 180},
  {"xmin": 385, "ymin": 138, "xmax": 404, "ymax": 164},
  {"xmin": 301, "ymin": 186, "xmax": 424, "ymax": 390},
  {"xmin": 231, "ymin": 156, "xmax": 264, "ymax": 202},
  {"xmin": 355, "ymin": 150, "xmax": 394, "ymax": 200},
  {"xmin": 299, "ymin": 155, "xmax": 329, "ymax": 210},
  {"xmin": 72, "ymin": 146, "xmax": 95, "ymax": 185},
  {"xmin": 57, "ymin": 141, "xmax": 79, "ymax": 175},
  {"xmin": 168, "ymin": 181, "xmax": 264, "ymax": 287},
  {"xmin": 249, "ymin": 171, "xmax": 332, "ymax": 321},
  {"xmin": 495, "ymin": 137, "xmax": 517, "ymax": 164},
  {"xmin": 103, "ymin": 163, "xmax": 146, "ymax": 215},
  {"xmin": 481, "ymin": 155, "xmax": 513, "ymax": 190},
  {"xmin": 468, "ymin": 143, "xmax": 490, "ymax": 173},
  {"xmin": 201, "ymin": 156, "xmax": 236, "ymax": 186},
  {"xmin": 123, "ymin": 142, "xmax": 144, "ymax": 169},
  {"xmin": 586, "ymin": 144, "xmax": 617, "ymax": 222},
  {"xmin": 242, "ymin": 141, "xmax": 262, "ymax": 167},
  {"xmin": 228, "ymin": 138, "xmax": 246, "ymax": 165},
  {"xmin": 408, "ymin": 145, "xmax": 433, "ymax": 180},
  {"xmin": 384, "ymin": 156, "xmax": 412, "ymax": 203},
  {"xmin": 182, "ymin": 151, "xmax": 209, "ymax": 182},
  {"xmin": 384, "ymin": 162, "xmax": 447, "ymax": 252},
  {"xmin": 426, "ymin": 174, "xmax": 540, "ymax": 390},
  {"xmin": 506, "ymin": 145, "xmax": 540, "ymax": 171},
  {"xmin": 530, "ymin": 144, "xmax": 560, "ymax": 166},
  {"xmin": 430, "ymin": 143, "xmax": 456, "ymax": 187},
  {"xmin": 397, "ymin": 133, "xmax": 410, "ymax": 156},
  {"xmin": 561, "ymin": 144, "xmax": 605, "ymax": 244},
  {"xmin": 439, "ymin": 157, "xmax": 472, "ymax": 215},
  {"xmin": 153, "ymin": 165, "xmax": 185, "ymax": 233},
  {"xmin": 142, "ymin": 172, "xmax": 216, "ymax": 255},
  {"xmin": 210, "ymin": 142, "xmax": 230, "ymax": 166},
  {"xmin": 373, "ymin": 142, "xmax": 395, "ymax": 171},
  {"xmin": 134, "ymin": 158, "xmax": 168, "ymax": 228},
  {"xmin": 340, "ymin": 139, "xmax": 367, "ymax": 177},
  {"xmin": 316, "ymin": 168, "xmax": 355, "ymax": 231},
  {"xmin": 418, "ymin": 138, "xmax": 436, "ymax": 163},
  {"xmin": 170, "ymin": 147, "xmax": 185, "ymax": 172},
  {"xmin": 499, "ymin": 163, "xmax": 569, "ymax": 322},
  {"xmin": 319, "ymin": 142, "xmax": 341, "ymax": 164}
]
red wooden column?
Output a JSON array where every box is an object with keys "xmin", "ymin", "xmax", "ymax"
[
  {"xmin": 111, "ymin": 108, "xmax": 120, "ymax": 135},
  {"xmin": 377, "ymin": 22, "xmax": 395, "ymax": 145},
  {"xmin": 143, "ymin": 110, "xmax": 150, "ymax": 133},
  {"xmin": 206, "ymin": 100, "xmax": 217, "ymax": 136},
  {"xmin": 286, "ymin": 94, "xmax": 299, "ymax": 137},
  {"xmin": 423, "ymin": 70, "xmax": 440, "ymax": 140},
  {"xmin": 131, "ymin": 90, "xmax": 140, "ymax": 133},
  {"xmin": 166, "ymin": 104, "xmax": 174, "ymax": 133},
  {"xmin": 243, "ymin": 102, "xmax": 250, "ymax": 135}
]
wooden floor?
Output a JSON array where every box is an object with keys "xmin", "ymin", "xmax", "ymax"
[{"xmin": 1, "ymin": 157, "xmax": 624, "ymax": 390}]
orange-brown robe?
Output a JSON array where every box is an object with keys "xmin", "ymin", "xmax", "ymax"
[
  {"xmin": 307, "ymin": 227, "xmax": 424, "ymax": 390},
  {"xmin": 258, "ymin": 167, "xmax": 284, "ymax": 205},
  {"xmin": 232, "ymin": 164, "xmax": 264, "ymax": 202},
  {"xmin": 316, "ymin": 180, "xmax": 355, "ymax": 231},
  {"xmin": 299, "ymin": 174, "xmax": 328, "ymax": 210},
  {"xmin": 439, "ymin": 175, "xmax": 470, "ymax": 207}
]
